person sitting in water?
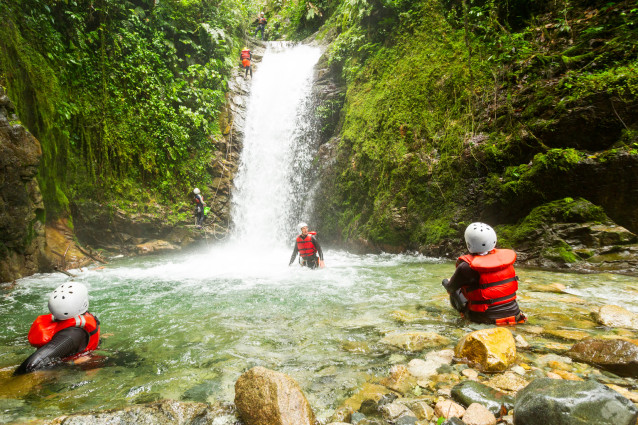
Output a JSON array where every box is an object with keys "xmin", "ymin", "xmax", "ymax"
[
  {"xmin": 14, "ymin": 282, "xmax": 100, "ymax": 375},
  {"xmin": 442, "ymin": 222, "xmax": 527, "ymax": 325},
  {"xmin": 289, "ymin": 222, "xmax": 325, "ymax": 269}
]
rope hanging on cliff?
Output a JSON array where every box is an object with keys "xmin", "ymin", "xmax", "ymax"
[{"xmin": 207, "ymin": 116, "xmax": 234, "ymax": 241}]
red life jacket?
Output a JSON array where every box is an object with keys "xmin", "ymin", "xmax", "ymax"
[
  {"xmin": 241, "ymin": 49, "xmax": 251, "ymax": 67},
  {"xmin": 296, "ymin": 232, "xmax": 317, "ymax": 258},
  {"xmin": 456, "ymin": 249, "xmax": 518, "ymax": 313},
  {"xmin": 28, "ymin": 312, "xmax": 101, "ymax": 353}
]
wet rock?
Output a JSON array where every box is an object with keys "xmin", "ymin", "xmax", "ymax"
[
  {"xmin": 594, "ymin": 305, "xmax": 638, "ymax": 330},
  {"xmin": 510, "ymin": 366, "xmax": 526, "ymax": 376},
  {"xmin": 434, "ymin": 400, "xmax": 465, "ymax": 419},
  {"xmin": 408, "ymin": 349, "xmax": 454, "ymax": 381},
  {"xmin": 485, "ymin": 371, "xmax": 529, "ymax": 392},
  {"xmin": 513, "ymin": 378, "xmax": 638, "ymax": 425},
  {"xmin": 329, "ymin": 406, "xmax": 353, "ymax": 423},
  {"xmin": 454, "ymin": 328, "xmax": 516, "ymax": 372},
  {"xmin": 380, "ymin": 402, "xmax": 413, "ymax": 421},
  {"xmin": 461, "ymin": 403, "xmax": 496, "ymax": 425},
  {"xmin": 566, "ymin": 339, "xmax": 638, "ymax": 378},
  {"xmin": 399, "ymin": 399, "xmax": 434, "ymax": 420},
  {"xmin": 526, "ymin": 282, "xmax": 566, "ymax": 293},
  {"xmin": 550, "ymin": 369, "xmax": 582, "ymax": 381},
  {"xmin": 380, "ymin": 365, "xmax": 418, "ymax": 395},
  {"xmin": 341, "ymin": 340, "xmax": 371, "ymax": 354},
  {"xmin": 326, "ymin": 423, "xmax": 350, "ymax": 425},
  {"xmin": 135, "ymin": 239, "xmax": 178, "ymax": 255},
  {"xmin": 343, "ymin": 383, "xmax": 396, "ymax": 412},
  {"xmin": 234, "ymin": 366, "xmax": 315, "ymax": 425},
  {"xmin": 461, "ymin": 368, "xmax": 479, "ymax": 380},
  {"xmin": 0, "ymin": 87, "xmax": 48, "ymax": 283},
  {"xmin": 380, "ymin": 331, "xmax": 450, "ymax": 352},
  {"xmin": 606, "ymin": 384, "xmax": 638, "ymax": 403},
  {"xmin": 544, "ymin": 329, "xmax": 590, "ymax": 341},
  {"xmin": 44, "ymin": 400, "xmax": 236, "ymax": 424},
  {"xmin": 451, "ymin": 380, "xmax": 514, "ymax": 415},
  {"xmin": 514, "ymin": 335, "xmax": 529, "ymax": 349},
  {"xmin": 395, "ymin": 416, "xmax": 418, "ymax": 425}
]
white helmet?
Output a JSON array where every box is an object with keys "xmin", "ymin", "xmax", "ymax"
[
  {"xmin": 193, "ymin": 188, "xmax": 200, "ymax": 195},
  {"xmin": 48, "ymin": 282, "xmax": 89, "ymax": 321},
  {"xmin": 298, "ymin": 222, "xmax": 308, "ymax": 230},
  {"xmin": 464, "ymin": 222, "xmax": 497, "ymax": 254}
]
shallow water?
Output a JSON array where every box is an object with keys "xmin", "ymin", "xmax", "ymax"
[{"xmin": 1, "ymin": 245, "xmax": 637, "ymax": 423}]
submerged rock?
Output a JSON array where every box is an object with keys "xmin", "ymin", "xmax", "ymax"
[
  {"xmin": 234, "ymin": 366, "xmax": 315, "ymax": 425},
  {"xmin": 594, "ymin": 305, "xmax": 638, "ymax": 330},
  {"xmin": 434, "ymin": 399, "xmax": 465, "ymax": 419},
  {"xmin": 380, "ymin": 331, "xmax": 450, "ymax": 352},
  {"xmin": 44, "ymin": 399, "xmax": 236, "ymax": 424},
  {"xmin": 513, "ymin": 378, "xmax": 638, "ymax": 425},
  {"xmin": 407, "ymin": 349, "xmax": 454, "ymax": 381},
  {"xmin": 451, "ymin": 380, "xmax": 514, "ymax": 415},
  {"xmin": 379, "ymin": 365, "xmax": 418, "ymax": 395},
  {"xmin": 566, "ymin": 339, "xmax": 638, "ymax": 378},
  {"xmin": 454, "ymin": 328, "xmax": 516, "ymax": 372}
]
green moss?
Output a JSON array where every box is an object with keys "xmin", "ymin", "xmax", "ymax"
[{"xmin": 542, "ymin": 241, "xmax": 579, "ymax": 263}]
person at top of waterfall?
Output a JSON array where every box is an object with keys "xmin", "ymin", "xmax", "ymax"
[
  {"xmin": 193, "ymin": 188, "xmax": 206, "ymax": 228},
  {"xmin": 442, "ymin": 222, "xmax": 527, "ymax": 326},
  {"xmin": 289, "ymin": 222, "xmax": 325, "ymax": 269},
  {"xmin": 240, "ymin": 47, "xmax": 252, "ymax": 78},
  {"xmin": 254, "ymin": 12, "xmax": 267, "ymax": 40},
  {"xmin": 14, "ymin": 282, "xmax": 101, "ymax": 375}
]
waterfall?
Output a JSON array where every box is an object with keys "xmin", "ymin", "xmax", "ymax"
[{"xmin": 231, "ymin": 43, "xmax": 322, "ymax": 248}]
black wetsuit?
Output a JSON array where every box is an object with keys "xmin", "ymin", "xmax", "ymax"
[
  {"xmin": 255, "ymin": 17, "xmax": 267, "ymax": 39},
  {"xmin": 193, "ymin": 194, "xmax": 205, "ymax": 226},
  {"xmin": 289, "ymin": 235, "xmax": 323, "ymax": 269},
  {"xmin": 445, "ymin": 261, "xmax": 522, "ymax": 323}
]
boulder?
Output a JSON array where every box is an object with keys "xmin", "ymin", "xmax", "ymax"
[
  {"xmin": 461, "ymin": 403, "xmax": 496, "ymax": 425},
  {"xmin": 594, "ymin": 305, "xmax": 638, "ymax": 330},
  {"xmin": 451, "ymin": 380, "xmax": 514, "ymax": 416},
  {"xmin": 513, "ymin": 378, "xmax": 638, "ymax": 425},
  {"xmin": 454, "ymin": 328, "xmax": 516, "ymax": 372},
  {"xmin": 234, "ymin": 366, "xmax": 315, "ymax": 425},
  {"xmin": 44, "ymin": 399, "xmax": 235, "ymax": 424},
  {"xmin": 566, "ymin": 339, "xmax": 638, "ymax": 378},
  {"xmin": 380, "ymin": 331, "xmax": 450, "ymax": 352}
]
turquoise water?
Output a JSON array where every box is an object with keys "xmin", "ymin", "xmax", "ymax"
[{"xmin": 1, "ymin": 245, "xmax": 637, "ymax": 423}]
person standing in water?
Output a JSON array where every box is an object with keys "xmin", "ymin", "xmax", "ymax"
[
  {"xmin": 289, "ymin": 222, "xmax": 325, "ymax": 269},
  {"xmin": 442, "ymin": 222, "xmax": 527, "ymax": 325},
  {"xmin": 15, "ymin": 282, "xmax": 100, "ymax": 375},
  {"xmin": 193, "ymin": 188, "xmax": 205, "ymax": 228},
  {"xmin": 240, "ymin": 46, "xmax": 252, "ymax": 78}
]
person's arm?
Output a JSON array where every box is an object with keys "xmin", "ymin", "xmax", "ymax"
[
  {"xmin": 312, "ymin": 236, "xmax": 323, "ymax": 260},
  {"xmin": 312, "ymin": 236, "xmax": 325, "ymax": 268},
  {"xmin": 289, "ymin": 244, "xmax": 299, "ymax": 266},
  {"xmin": 445, "ymin": 261, "xmax": 478, "ymax": 293}
]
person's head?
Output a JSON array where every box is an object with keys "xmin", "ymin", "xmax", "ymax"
[
  {"xmin": 260, "ymin": 11, "xmax": 264, "ymax": 16},
  {"xmin": 298, "ymin": 222, "xmax": 309, "ymax": 235},
  {"xmin": 464, "ymin": 222, "xmax": 497, "ymax": 255},
  {"xmin": 243, "ymin": 46, "xmax": 248, "ymax": 51},
  {"xmin": 48, "ymin": 282, "xmax": 89, "ymax": 321},
  {"xmin": 193, "ymin": 188, "xmax": 200, "ymax": 195}
]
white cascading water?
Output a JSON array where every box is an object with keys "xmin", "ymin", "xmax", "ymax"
[{"xmin": 231, "ymin": 43, "xmax": 322, "ymax": 247}]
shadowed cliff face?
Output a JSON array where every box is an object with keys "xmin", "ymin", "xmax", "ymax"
[{"xmin": 0, "ymin": 86, "xmax": 49, "ymax": 282}]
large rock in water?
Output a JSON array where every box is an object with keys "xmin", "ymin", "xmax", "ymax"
[
  {"xmin": 513, "ymin": 378, "xmax": 638, "ymax": 425},
  {"xmin": 455, "ymin": 328, "xmax": 516, "ymax": 372},
  {"xmin": 44, "ymin": 399, "xmax": 236, "ymax": 424},
  {"xmin": 566, "ymin": 338, "xmax": 638, "ymax": 378},
  {"xmin": 593, "ymin": 305, "xmax": 638, "ymax": 330},
  {"xmin": 0, "ymin": 86, "xmax": 48, "ymax": 283},
  {"xmin": 234, "ymin": 366, "xmax": 315, "ymax": 425}
]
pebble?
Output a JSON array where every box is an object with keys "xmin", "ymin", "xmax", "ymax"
[
  {"xmin": 461, "ymin": 403, "xmax": 497, "ymax": 425},
  {"xmin": 434, "ymin": 399, "xmax": 465, "ymax": 419},
  {"xmin": 462, "ymin": 368, "xmax": 479, "ymax": 380},
  {"xmin": 511, "ymin": 365, "xmax": 526, "ymax": 375}
]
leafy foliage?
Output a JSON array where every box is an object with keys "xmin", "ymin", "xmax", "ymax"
[{"xmin": 0, "ymin": 0, "xmax": 251, "ymax": 216}]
